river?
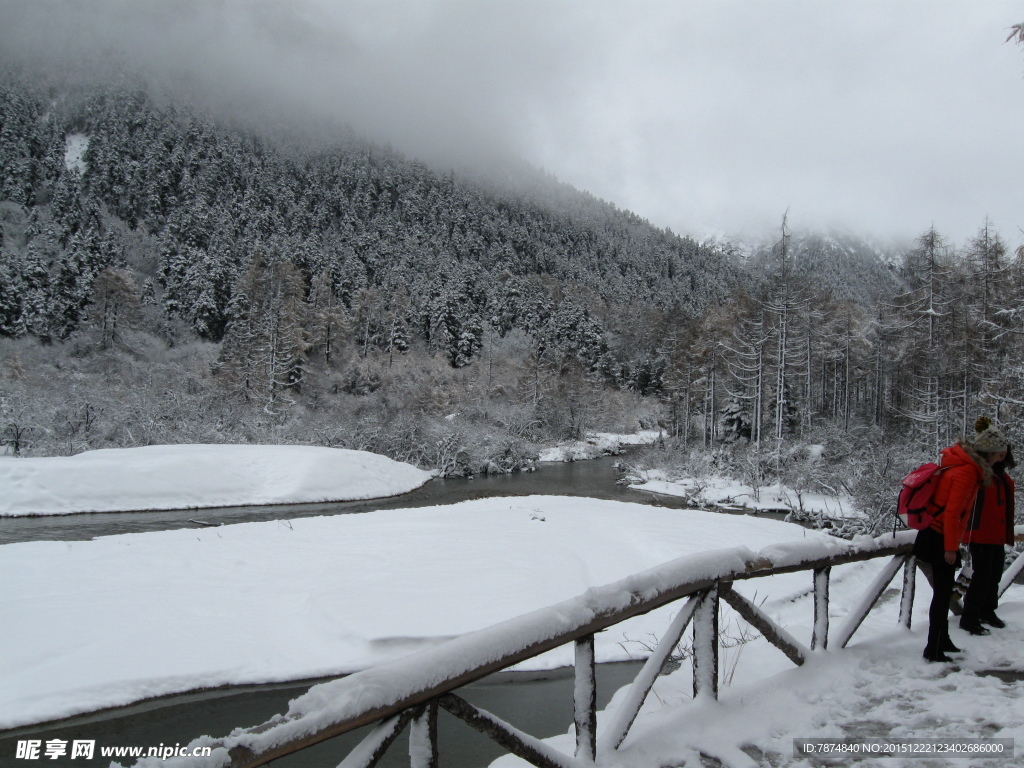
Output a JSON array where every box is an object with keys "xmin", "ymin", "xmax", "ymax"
[
  {"xmin": 2, "ymin": 451, "xmax": 703, "ymax": 767},
  {"xmin": 0, "ymin": 451, "xmax": 701, "ymax": 546}
]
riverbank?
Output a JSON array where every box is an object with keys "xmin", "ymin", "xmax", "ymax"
[
  {"xmin": 537, "ymin": 430, "xmax": 662, "ymax": 462},
  {"xmin": 0, "ymin": 497, "xmax": 833, "ymax": 730},
  {"xmin": 627, "ymin": 467, "xmax": 861, "ymax": 519}
]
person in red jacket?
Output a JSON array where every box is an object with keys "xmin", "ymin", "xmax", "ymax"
[
  {"xmin": 912, "ymin": 434, "xmax": 992, "ymax": 662},
  {"xmin": 960, "ymin": 417, "xmax": 1015, "ymax": 635}
]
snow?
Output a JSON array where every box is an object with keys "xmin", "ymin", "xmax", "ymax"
[
  {"xmin": 63, "ymin": 133, "xmax": 88, "ymax": 174},
  {"xmin": 5, "ymin": 442, "xmax": 1022, "ymax": 768},
  {"xmin": 629, "ymin": 468, "xmax": 861, "ymax": 518},
  {"xmin": 0, "ymin": 444, "xmax": 433, "ymax": 516},
  {"xmin": 119, "ymin": 518, "xmax": 1024, "ymax": 768},
  {"xmin": 538, "ymin": 430, "xmax": 662, "ymax": 462},
  {"xmin": 491, "ymin": 595, "xmax": 1024, "ymax": 768},
  {"xmin": 0, "ymin": 485, "xmax": 832, "ymax": 730}
]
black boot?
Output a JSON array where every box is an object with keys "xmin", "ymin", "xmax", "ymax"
[
  {"xmin": 923, "ymin": 646, "xmax": 953, "ymax": 662},
  {"xmin": 924, "ymin": 623, "xmax": 952, "ymax": 662},
  {"xmin": 980, "ymin": 612, "xmax": 1006, "ymax": 629},
  {"xmin": 940, "ymin": 636, "xmax": 962, "ymax": 653},
  {"xmin": 959, "ymin": 620, "xmax": 990, "ymax": 636}
]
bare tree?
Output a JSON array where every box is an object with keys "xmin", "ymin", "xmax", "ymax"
[
  {"xmin": 86, "ymin": 267, "xmax": 141, "ymax": 349},
  {"xmin": 218, "ymin": 254, "xmax": 308, "ymax": 412}
]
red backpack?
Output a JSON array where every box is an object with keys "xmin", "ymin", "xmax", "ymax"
[{"xmin": 897, "ymin": 462, "xmax": 947, "ymax": 529}]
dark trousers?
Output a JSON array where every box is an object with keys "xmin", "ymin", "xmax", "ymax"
[
  {"xmin": 913, "ymin": 528, "xmax": 958, "ymax": 651},
  {"xmin": 962, "ymin": 543, "xmax": 1005, "ymax": 624},
  {"xmin": 926, "ymin": 556, "xmax": 956, "ymax": 649}
]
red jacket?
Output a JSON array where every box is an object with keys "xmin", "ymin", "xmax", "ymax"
[
  {"xmin": 929, "ymin": 443, "xmax": 986, "ymax": 553},
  {"xmin": 965, "ymin": 470, "xmax": 1015, "ymax": 546}
]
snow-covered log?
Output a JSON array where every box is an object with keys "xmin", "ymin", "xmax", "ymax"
[
  {"xmin": 409, "ymin": 703, "xmax": 438, "ymax": 768},
  {"xmin": 692, "ymin": 586, "xmax": 719, "ymax": 700},
  {"xmin": 439, "ymin": 695, "xmax": 585, "ymax": 768},
  {"xmin": 811, "ymin": 566, "xmax": 830, "ymax": 650},
  {"xmin": 833, "ymin": 554, "xmax": 907, "ymax": 649},
  {"xmin": 336, "ymin": 712, "xmax": 413, "ymax": 768},
  {"xmin": 899, "ymin": 556, "xmax": 917, "ymax": 628},
  {"xmin": 573, "ymin": 635, "xmax": 596, "ymax": 761},
  {"xmin": 721, "ymin": 582, "xmax": 809, "ymax": 666},
  {"xmin": 597, "ymin": 594, "xmax": 700, "ymax": 752}
]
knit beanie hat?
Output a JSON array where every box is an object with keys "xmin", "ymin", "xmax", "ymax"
[{"xmin": 973, "ymin": 416, "xmax": 1009, "ymax": 454}]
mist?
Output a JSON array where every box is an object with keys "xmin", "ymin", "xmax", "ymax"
[{"xmin": 1, "ymin": 0, "xmax": 1023, "ymax": 245}]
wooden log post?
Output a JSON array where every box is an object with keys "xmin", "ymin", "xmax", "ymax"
[
  {"xmin": 833, "ymin": 554, "xmax": 905, "ymax": 649},
  {"xmin": 692, "ymin": 585, "xmax": 719, "ymax": 701},
  {"xmin": 438, "ymin": 694, "xmax": 584, "ymax": 768},
  {"xmin": 598, "ymin": 594, "xmax": 700, "ymax": 753},
  {"xmin": 409, "ymin": 702, "xmax": 439, "ymax": 768},
  {"xmin": 337, "ymin": 712, "xmax": 415, "ymax": 768},
  {"xmin": 998, "ymin": 546, "xmax": 1024, "ymax": 598},
  {"xmin": 720, "ymin": 583, "xmax": 808, "ymax": 666},
  {"xmin": 574, "ymin": 634, "xmax": 596, "ymax": 762},
  {"xmin": 899, "ymin": 555, "xmax": 916, "ymax": 629},
  {"xmin": 811, "ymin": 566, "xmax": 830, "ymax": 651}
]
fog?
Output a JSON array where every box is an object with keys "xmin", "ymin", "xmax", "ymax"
[{"xmin": 2, "ymin": 0, "xmax": 1023, "ymax": 246}]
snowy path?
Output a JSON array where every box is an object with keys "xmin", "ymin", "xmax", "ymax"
[{"xmin": 610, "ymin": 622, "xmax": 1024, "ymax": 768}]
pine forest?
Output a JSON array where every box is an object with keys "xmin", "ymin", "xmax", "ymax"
[{"xmin": 2, "ymin": 75, "xmax": 1023, "ymax": 534}]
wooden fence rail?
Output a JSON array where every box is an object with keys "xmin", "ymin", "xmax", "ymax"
[{"xmin": 133, "ymin": 526, "xmax": 1024, "ymax": 768}]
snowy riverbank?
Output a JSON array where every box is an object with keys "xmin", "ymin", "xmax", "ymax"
[
  {"xmin": 537, "ymin": 430, "xmax": 662, "ymax": 462},
  {"xmin": 0, "ymin": 496, "xmax": 836, "ymax": 730},
  {"xmin": 0, "ymin": 444, "xmax": 433, "ymax": 517},
  {"xmin": 628, "ymin": 468, "xmax": 862, "ymax": 519}
]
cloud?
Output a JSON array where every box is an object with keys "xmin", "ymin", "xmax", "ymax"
[{"xmin": 1, "ymin": 0, "xmax": 1022, "ymax": 245}]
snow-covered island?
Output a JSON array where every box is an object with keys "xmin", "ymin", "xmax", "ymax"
[{"xmin": 0, "ymin": 444, "xmax": 433, "ymax": 517}]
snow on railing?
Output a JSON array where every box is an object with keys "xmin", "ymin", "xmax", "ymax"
[{"xmin": 126, "ymin": 526, "xmax": 1024, "ymax": 768}]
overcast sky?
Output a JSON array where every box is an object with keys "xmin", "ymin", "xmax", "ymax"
[{"xmin": 2, "ymin": 0, "xmax": 1022, "ymax": 247}]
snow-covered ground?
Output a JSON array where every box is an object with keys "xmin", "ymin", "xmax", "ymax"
[
  {"xmin": 629, "ymin": 468, "xmax": 861, "ymax": 519},
  {"xmin": 63, "ymin": 133, "xmax": 89, "ymax": 174},
  {"xmin": 538, "ymin": 430, "xmax": 662, "ymax": 462},
  {"xmin": 0, "ymin": 444, "xmax": 433, "ymax": 516},
  {"xmin": 5, "ymin": 442, "xmax": 1021, "ymax": 768},
  {"xmin": 1, "ymin": 491, "xmax": 834, "ymax": 729}
]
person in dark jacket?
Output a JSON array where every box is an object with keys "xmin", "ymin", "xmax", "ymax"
[
  {"xmin": 960, "ymin": 417, "xmax": 1015, "ymax": 635},
  {"xmin": 912, "ymin": 435, "xmax": 990, "ymax": 662}
]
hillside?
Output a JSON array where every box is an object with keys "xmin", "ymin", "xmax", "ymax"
[{"xmin": 3, "ymin": 73, "xmax": 1023, "ymax": 518}]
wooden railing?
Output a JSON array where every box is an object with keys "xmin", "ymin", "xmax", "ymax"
[{"xmin": 134, "ymin": 526, "xmax": 1024, "ymax": 768}]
